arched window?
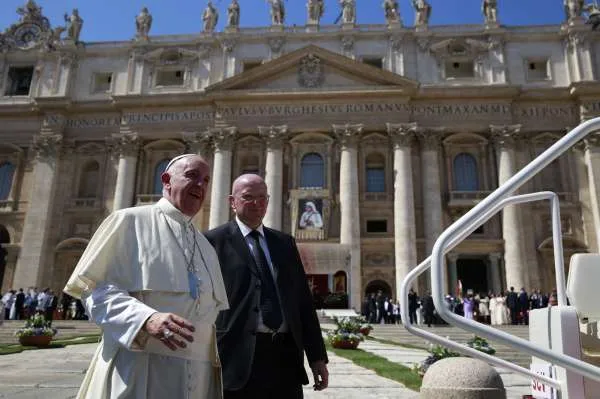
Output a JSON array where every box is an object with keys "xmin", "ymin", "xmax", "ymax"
[
  {"xmin": 78, "ymin": 161, "xmax": 100, "ymax": 198},
  {"xmin": 241, "ymin": 154, "xmax": 260, "ymax": 175},
  {"xmin": 0, "ymin": 162, "xmax": 16, "ymax": 200},
  {"xmin": 540, "ymin": 159, "xmax": 562, "ymax": 191},
  {"xmin": 365, "ymin": 152, "xmax": 385, "ymax": 193},
  {"xmin": 300, "ymin": 153, "xmax": 324, "ymax": 188},
  {"xmin": 453, "ymin": 153, "xmax": 479, "ymax": 191},
  {"xmin": 153, "ymin": 159, "xmax": 170, "ymax": 195}
]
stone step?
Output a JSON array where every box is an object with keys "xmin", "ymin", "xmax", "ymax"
[{"xmin": 369, "ymin": 324, "xmax": 533, "ymax": 368}]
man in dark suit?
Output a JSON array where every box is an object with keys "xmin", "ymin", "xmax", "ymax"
[
  {"xmin": 507, "ymin": 286, "xmax": 519, "ymax": 325},
  {"xmin": 204, "ymin": 174, "xmax": 329, "ymax": 399}
]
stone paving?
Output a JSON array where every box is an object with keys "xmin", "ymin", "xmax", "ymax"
[{"xmin": 0, "ymin": 343, "xmax": 418, "ymax": 399}]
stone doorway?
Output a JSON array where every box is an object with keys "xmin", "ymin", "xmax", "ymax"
[
  {"xmin": 457, "ymin": 258, "xmax": 488, "ymax": 295},
  {"xmin": 364, "ymin": 279, "xmax": 392, "ymax": 298}
]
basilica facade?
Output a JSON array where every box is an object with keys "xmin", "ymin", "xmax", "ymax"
[{"xmin": 1, "ymin": 1, "xmax": 600, "ymax": 309}]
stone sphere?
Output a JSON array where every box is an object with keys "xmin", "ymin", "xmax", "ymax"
[{"xmin": 420, "ymin": 357, "xmax": 506, "ymax": 399}]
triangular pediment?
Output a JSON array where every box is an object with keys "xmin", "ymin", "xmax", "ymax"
[{"xmin": 205, "ymin": 45, "xmax": 418, "ymax": 94}]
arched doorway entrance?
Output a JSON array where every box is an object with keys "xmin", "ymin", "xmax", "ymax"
[
  {"xmin": 0, "ymin": 225, "xmax": 9, "ymax": 290},
  {"xmin": 53, "ymin": 238, "xmax": 88, "ymax": 294},
  {"xmin": 457, "ymin": 258, "xmax": 488, "ymax": 295},
  {"xmin": 364, "ymin": 279, "xmax": 392, "ymax": 298}
]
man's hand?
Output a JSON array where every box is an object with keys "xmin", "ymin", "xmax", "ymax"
[
  {"xmin": 310, "ymin": 360, "xmax": 329, "ymax": 391},
  {"xmin": 143, "ymin": 312, "xmax": 195, "ymax": 351}
]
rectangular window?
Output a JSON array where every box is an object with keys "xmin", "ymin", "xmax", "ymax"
[
  {"xmin": 92, "ymin": 72, "xmax": 113, "ymax": 93},
  {"xmin": 526, "ymin": 60, "xmax": 550, "ymax": 81},
  {"xmin": 243, "ymin": 61, "xmax": 262, "ymax": 71},
  {"xmin": 366, "ymin": 168, "xmax": 385, "ymax": 192},
  {"xmin": 5, "ymin": 66, "xmax": 34, "ymax": 96},
  {"xmin": 155, "ymin": 69, "xmax": 184, "ymax": 86},
  {"xmin": 362, "ymin": 57, "xmax": 383, "ymax": 69},
  {"xmin": 445, "ymin": 60, "xmax": 474, "ymax": 79},
  {"xmin": 366, "ymin": 220, "xmax": 387, "ymax": 233}
]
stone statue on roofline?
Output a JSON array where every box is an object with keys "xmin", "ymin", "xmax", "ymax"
[
  {"xmin": 585, "ymin": 2, "xmax": 600, "ymax": 30},
  {"xmin": 482, "ymin": 0, "xmax": 498, "ymax": 25},
  {"xmin": 64, "ymin": 8, "xmax": 83, "ymax": 42},
  {"xmin": 412, "ymin": 0, "xmax": 431, "ymax": 27},
  {"xmin": 135, "ymin": 7, "xmax": 153, "ymax": 40},
  {"xmin": 383, "ymin": 0, "xmax": 401, "ymax": 25},
  {"xmin": 227, "ymin": 0, "xmax": 240, "ymax": 28},
  {"xmin": 339, "ymin": 0, "xmax": 356, "ymax": 24},
  {"xmin": 202, "ymin": 1, "xmax": 219, "ymax": 33},
  {"xmin": 564, "ymin": 0, "xmax": 585, "ymax": 20},
  {"xmin": 268, "ymin": 0, "xmax": 285, "ymax": 25},
  {"xmin": 307, "ymin": 0, "xmax": 324, "ymax": 25}
]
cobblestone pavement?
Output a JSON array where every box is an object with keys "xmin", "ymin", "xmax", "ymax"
[{"xmin": 0, "ymin": 343, "xmax": 419, "ymax": 399}]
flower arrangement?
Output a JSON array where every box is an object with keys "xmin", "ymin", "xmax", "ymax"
[
  {"xmin": 466, "ymin": 335, "xmax": 496, "ymax": 355},
  {"xmin": 413, "ymin": 336, "xmax": 497, "ymax": 377},
  {"xmin": 14, "ymin": 314, "xmax": 57, "ymax": 338},
  {"xmin": 413, "ymin": 342, "xmax": 461, "ymax": 377},
  {"xmin": 327, "ymin": 316, "xmax": 367, "ymax": 349}
]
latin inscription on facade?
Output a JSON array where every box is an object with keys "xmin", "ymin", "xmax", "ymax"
[{"xmin": 59, "ymin": 102, "xmax": 583, "ymax": 130}]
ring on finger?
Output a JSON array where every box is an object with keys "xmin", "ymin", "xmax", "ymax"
[{"xmin": 163, "ymin": 328, "xmax": 174, "ymax": 339}]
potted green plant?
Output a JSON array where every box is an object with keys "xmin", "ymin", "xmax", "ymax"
[
  {"xmin": 327, "ymin": 316, "xmax": 365, "ymax": 349},
  {"xmin": 14, "ymin": 313, "xmax": 57, "ymax": 346},
  {"xmin": 413, "ymin": 343, "xmax": 461, "ymax": 377}
]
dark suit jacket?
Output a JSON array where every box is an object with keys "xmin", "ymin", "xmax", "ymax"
[{"xmin": 205, "ymin": 220, "xmax": 328, "ymax": 390}]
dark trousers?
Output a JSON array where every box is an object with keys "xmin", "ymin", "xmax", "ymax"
[
  {"xmin": 409, "ymin": 308, "xmax": 417, "ymax": 324},
  {"xmin": 224, "ymin": 333, "xmax": 304, "ymax": 399}
]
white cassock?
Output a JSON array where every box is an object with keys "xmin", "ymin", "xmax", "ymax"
[{"xmin": 64, "ymin": 198, "xmax": 229, "ymax": 399}]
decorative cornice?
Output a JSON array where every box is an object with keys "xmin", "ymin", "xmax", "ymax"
[
  {"xmin": 258, "ymin": 125, "xmax": 288, "ymax": 149},
  {"xmin": 387, "ymin": 122, "xmax": 417, "ymax": 147}
]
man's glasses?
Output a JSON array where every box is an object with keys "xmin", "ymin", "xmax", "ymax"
[{"xmin": 238, "ymin": 194, "xmax": 270, "ymax": 204}]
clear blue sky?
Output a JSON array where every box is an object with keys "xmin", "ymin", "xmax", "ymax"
[{"xmin": 1, "ymin": 0, "xmax": 570, "ymax": 42}]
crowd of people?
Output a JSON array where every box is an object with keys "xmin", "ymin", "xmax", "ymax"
[
  {"xmin": 0, "ymin": 287, "xmax": 87, "ymax": 323},
  {"xmin": 361, "ymin": 286, "xmax": 560, "ymax": 328}
]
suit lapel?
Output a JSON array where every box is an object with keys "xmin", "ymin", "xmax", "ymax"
[
  {"xmin": 227, "ymin": 221, "xmax": 259, "ymax": 276},
  {"xmin": 264, "ymin": 228, "xmax": 286, "ymax": 285}
]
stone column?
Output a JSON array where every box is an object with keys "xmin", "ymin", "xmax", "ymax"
[
  {"xmin": 333, "ymin": 123, "xmax": 362, "ymax": 310},
  {"xmin": 488, "ymin": 37, "xmax": 507, "ymax": 84},
  {"xmin": 447, "ymin": 253, "xmax": 458, "ymax": 296},
  {"xmin": 418, "ymin": 128, "xmax": 445, "ymax": 290},
  {"xmin": 489, "ymin": 252, "xmax": 503, "ymax": 294},
  {"xmin": 491, "ymin": 124, "xmax": 528, "ymax": 290},
  {"xmin": 208, "ymin": 127, "xmax": 237, "ymax": 229},
  {"xmin": 111, "ymin": 132, "xmax": 140, "ymax": 211},
  {"xmin": 388, "ymin": 36, "xmax": 405, "ymax": 75},
  {"xmin": 567, "ymin": 33, "xmax": 594, "ymax": 82},
  {"xmin": 584, "ymin": 134, "xmax": 600, "ymax": 252},
  {"xmin": 183, "ymin": 131, "xmax": 211, "ymax": 229},
  {"xmin": 387, "ymin": 123, "xmax": 418, "ymax": 299},
  {"xmin": 259, "ymin": 125, "xmax": 288, "ymax": 230},
  {"xmin": 13, "ymin": 122, "xmax": 63, "ymax": 289},
  {"xmin": 221, "ymin": 39, "xmax": 236, "ymax": 79}
]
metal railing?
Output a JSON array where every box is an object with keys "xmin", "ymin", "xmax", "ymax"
[{"xmin": 401, "ymin": 116, "xmax": 600, "ymax": 391}]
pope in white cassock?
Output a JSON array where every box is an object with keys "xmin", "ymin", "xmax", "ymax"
[{"xmin": 64, "ymin": 154, "xmax": 229, "ymax": 398}]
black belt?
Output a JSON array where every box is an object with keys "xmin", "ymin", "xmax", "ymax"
[{"xmin": 255, "ymin": 332, "xmax": 293, "ymax": 345}]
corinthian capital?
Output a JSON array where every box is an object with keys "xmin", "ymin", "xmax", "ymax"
[
  {"xmin": 584, "ymin": 133, "xmax": 600, "ymax": 152},
  {"xmin": 258, "ymin": 125, "xmax": 288, "ymax": 149},
  {"xmin": 333, "ymin": 123, "xmax": 363, "ymax": 148},
  {"xmin": 387, "ymin": 122, "xmax": 417, "ymax": 148},
  {"xmin": 417, "ymin": 128, "xmax": 445, "ymax": 151},
  {"xmin": 490, "ymin": 124, "xmax": 521, "ymax": 149},
  {"xmin": 33, "ymin": 134, "xmax": 63, "ymax": 160},
  {"xmin": 110, "ymin": 132, "xmax": 140, "ymax": 157},
  {"xmin": 182, "ymin": 131, "xmax": 210, "ymax": 154},
  {"xmin": 207, "ymin": 127, "xmax": 237, "ymax": 152}
]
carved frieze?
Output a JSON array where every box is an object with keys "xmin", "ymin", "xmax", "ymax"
[{"xmin": 33, "ymin": 134, "xmax": 63, "ymax": 160}]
